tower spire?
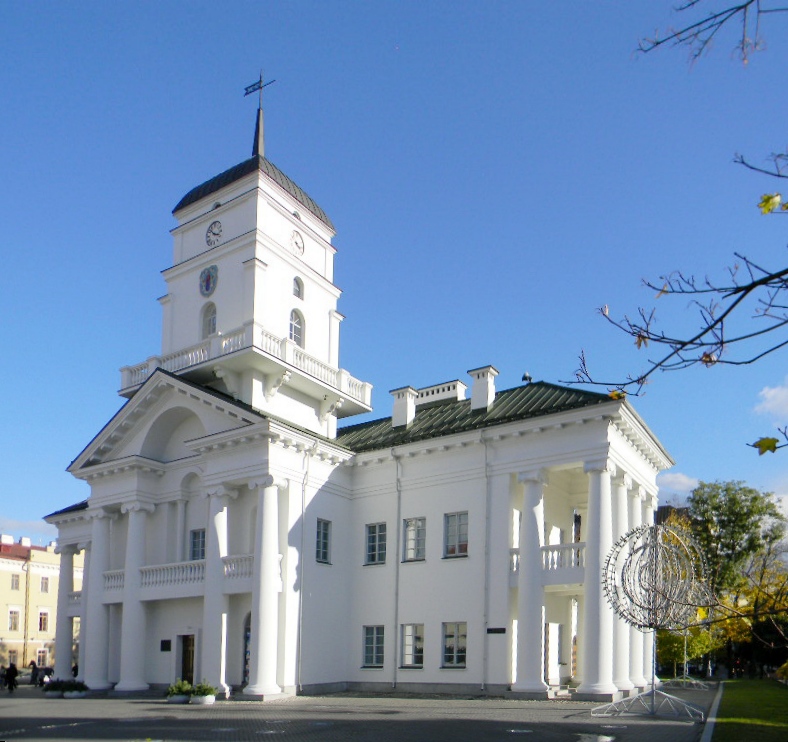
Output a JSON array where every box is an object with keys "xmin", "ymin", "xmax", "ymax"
[{"xmin": 244, "ymin": 72, "xmax": 276, "ymax": 159}]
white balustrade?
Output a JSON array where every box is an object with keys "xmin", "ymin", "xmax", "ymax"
[
  {"xmin": 123, "ymin": 323, "xmax": 369, "ymax": 403},
  {"xmin": 103, "ymin": 570, "xmax": 125, "ymax": 591},
  {"xmin": 140, "ymin": 560, "xmax": 205, "ymax": 588},
  {"xmin": 541, "ymin": 543, "xmax": 585, "ymax": 571},
  {"xmin": 68, "ymin": 590, "xmax": 82, "ymax": 606},
  {"xmin": 223, "ymin": 554, "xmax": 254, "ymax": 579}
]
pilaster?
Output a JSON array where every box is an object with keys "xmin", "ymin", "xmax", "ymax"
[{"xmin": 53, "ymin": 545, "xmax": 76, "ymax": 680}]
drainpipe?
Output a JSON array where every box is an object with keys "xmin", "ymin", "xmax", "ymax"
[
  {"xmin": 391, "ymin": 449, "xmax": 403, "ymax": 689},
  {"xmin": 23, "ymin": 556, "xmax": 31, "ymax": 667},
  {"xmin": 481, "ymin": 433, "xmax": 492, "ymax": 692}
]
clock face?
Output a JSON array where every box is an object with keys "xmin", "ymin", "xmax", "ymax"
[
  {"xmin": 205, "ymin": 220, "xmax": 222, "ymax": 247},
  {"xmin": 290, "ymin": 230, "xmax": 304, "ymax": 256},
  {"xmin": 199, "ymin": 265, "xmax": 218, "ymax": 297}
]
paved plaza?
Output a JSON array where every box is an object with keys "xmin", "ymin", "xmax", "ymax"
[{"xmin": 0, "ymin": 683, "xmax": 716, "ymax": 741}]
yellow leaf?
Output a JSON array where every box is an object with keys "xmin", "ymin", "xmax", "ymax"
[
  {"xmin": 758, "ymin": 193, "xmax": 782, "ymax": 214},
  {"xmin": 700, "ymin": 352, "xmax": 717, "ymax": 367},
  {"xmin": 753, "ymin": 437, "xmax": 780, "ymax": 455},
  {"xmin": 609, "ymin": 390, "xmax": 626, "ymax": 400},
  {"xmin": 635, "ymin": 334, "xmax": 648, "ymax": 349},
  {"xmin": 656, "ymin": 283, "xmax": 668, "ymax": 298},
  {"xmin": 600, "ymin": 304, "xmax": 609, "ymax": 316}
]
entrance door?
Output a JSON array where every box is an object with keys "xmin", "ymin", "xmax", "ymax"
[{"xmin": 181, "ymin": 635, "xmax": 195, "ymax": 684}]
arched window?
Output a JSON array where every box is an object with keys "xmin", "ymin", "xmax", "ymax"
[
  {"xmin": 289, "ymin": 310, "xmax": 304, "ymax": 348},
  {"xmin": 293, "ymin": 277, "xmax": 304, "ymax": 299},
  {"xmin": 201, "ymin": 302, "xmax": 217, "ymax": 339}
]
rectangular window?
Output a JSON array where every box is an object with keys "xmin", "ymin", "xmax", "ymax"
[
  {"xmin": 10, "ymin": 573, "xmax": 19, "ymax": 591},
  {"xmin": 39, "ymin": 611, "xmax": 49, "ymax": 633},
  {"xmin": 8, "ymin": 609, "xmax": 20, "ymax": 632},
  {"xmin": 363, "ymin": 625, "xmax": 385, "ymax": 667},
  {"xmin": 442, "ymin": 621, "xmax": 467, "ymax": 668},
  {"xmin": 37, "ymin": 649, "xmax": 48, "ymax": 667},
  {"xmin": 8, "ymin": 650, "xmax": 17, "ymax": 666},
  {"xmin": 444, "ymin": 512, "xmax": 469, "ymax": 557},
  {"xmin": 189, "ymin": 529, "xmax": 206, "ymax": 561},
  {"xmin": 403, "ymin": 517, "xmax": 426, "ymax": 561},
  {"xmin": 40, "ymin": 576, "xmax": 49, "ymax": 593},
  {"xmin": 401, "ymin": 623, "xmax": 424, "ymax": 668},
  {"xmin": 365, "ymin": 523, "xmax": 386, "ymax": 564},
  {"xmin": 316, "ymin": 519, "xmax": 331, "ymax": 564}
]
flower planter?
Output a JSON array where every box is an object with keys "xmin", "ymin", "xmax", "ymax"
[
  {"xmin": 190, "ymin": 694, "xmax": 215, "ymax": 705},
  {"xmin": 167, "ymin": 694, "xmax": 190, "ymax": 704},
  {"xmin": 63, "ymin": 691, "xmax": 87, "ymax": 699},
  {"xmin": 44, "ymin": 690, "xmax": 63, "ymax": 699}
]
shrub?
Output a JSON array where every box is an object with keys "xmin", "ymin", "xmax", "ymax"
[
  {"xmin": 190, "ymin": 681, "xmax": 218, "ymax": 697},
  {"xmin": 166, "ymin": 678, "xmax": 193, "ymax": 697}
]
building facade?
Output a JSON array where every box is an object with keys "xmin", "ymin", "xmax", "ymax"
[
  {"xmin": 46, "ymin": 106, "xmax": 672, "ymax": 700},
  {"xmin": 0, "ymin": 535, "xmax": 83, "ymax": 671}
]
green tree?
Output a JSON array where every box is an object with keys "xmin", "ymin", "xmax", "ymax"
[{"xmin": 687, "ymin": 481, "xmax": 785, "ymax": 595}]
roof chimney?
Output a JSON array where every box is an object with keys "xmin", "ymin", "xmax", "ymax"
[
  {"xmin": 0, "ymin": 534, "xmax": 12, "ymax": 545},
  {"xmin": 18, "ymin": 537, "xmax": 31, "ymax": 547},
  {"xmin": 390, "ymin": 386, "xmax": 418, "ymax": 428},
  {"xmin": 468, "ymin": 365, "xmax": 499, "ymax": 411}
]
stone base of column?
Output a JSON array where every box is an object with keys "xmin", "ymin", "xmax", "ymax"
[
  {"xmin": 507, "ymin": 687, "xmax": 551, "ymax": 700},
  {"xmin": 575, "ymin": 680, "xmax": 620, "ymax": 698},
  {"xmin": 83, "ymin": 678, "xmax": 113, "ymax": 690},
  {"xmin": 572, "ymin": 688, "xmax": 623, "ymax": 703},
  {"xmin": 242, "ymin": 683, "xmax": 284, "ymax": 700},
  {"xmin": 113, "ymin": 680, "xmax": 150, "ymax": 692},
  {"xmin": 614, "ymin": 677, "xmax": 635, "ymax": 692}
]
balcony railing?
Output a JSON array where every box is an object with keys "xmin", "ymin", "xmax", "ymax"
[
  {"xmin": 509, "ymin": 542, "xmax": 586, "ymax": 586},
  {"xmin": 223, "ymin": 554, "xmax": 254, "ymax": 579},
  {"xmin": 104, "ymin": 570, "xmax": 125, "ymax": 591},
  {"xmin": 140, "ymin": 560, "xmax": 205, "ymax": 588},
  {"xmin": 68, "ymin": 590, "xmax": 82, "ymax": 606},
  {"xmin": 120, "ymin": 322, "xmax": 372, "ymax": 406}
]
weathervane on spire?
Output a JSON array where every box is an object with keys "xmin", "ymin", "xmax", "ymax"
[
  {"xmin": 244, "ymin": 71, "xmax": 276, "ymax": 158},
  {"xmin": 244, "ymin": 70, "xmax": 276, "ymax": 109}
]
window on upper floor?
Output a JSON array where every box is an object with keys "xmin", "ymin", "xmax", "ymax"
[
  {"xmin": 293, "ymin": 277, "xmax": 304, "ymax": 299},
  {"xmin": 403, "ymin": 517, "xmax": 426, "ymax": 562},
  {"xmin": 10, "ymin": 573, "xmax": 19, "ymax": 591},
  {"xmin": 189, "ymin": 529, "xmax": 206, "ymax": 561},
  {"xmin": 444, "ymin": 512, "xmax": 469, "ymax": 558},
  {"xmin": 442, "ymin": 621, "xmax": 467, "ymax": 668},
  {"xmin": 201, "ymin": 302, "xmax": 217, "ymax": 339},
  {"xmin": 316, "ymin": 519, "xmax": 331, "ymax": 564},
  {"xmin": 401, "ymin": 623, "xmax": 424, "ymax": 668},
  {"xmin": 40, "ymin": 576, "xmax": 49, "ymax": 593},
  {"xmin": 289, "ymin": 310, "xmax": 304, "ymax": 348},
  {"xmin": 363, "ymin": 625, "xmax": 385, "ymax": 668},
  {"xmin": 365, "ymin": 523, "xmax": 386, "ymax": 565},
  {"xmin": 8, "ymin": 609, "xmax": 20, "ymax": 632},
  {"xmin": 38, "ymin": 611, "xmax": 49, "ymax": 633}
]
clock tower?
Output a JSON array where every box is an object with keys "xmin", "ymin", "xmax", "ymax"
[{"xmin": 119, "ymin": 105, "xmax": 372, "ymax": 438}]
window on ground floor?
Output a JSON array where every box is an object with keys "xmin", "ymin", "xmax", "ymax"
[
  {"xmin": 7, "ymin": 650, "xmax": 17, "ymax": 666},
  {"xmin": 37, "ymin": 649, "xmax": 47, "ymax": 666},
  {"xmin": 442, "ymin": 622, "xmax": 467, "ymax": 668},
  {"xmin": 401, "ymin": 623, "xmax": 424, "ymax": 668},
  {"xmin": 363, "ymin": 625, "xmax": 384, "ymax": 668}
]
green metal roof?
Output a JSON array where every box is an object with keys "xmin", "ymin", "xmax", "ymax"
[
  {"xmin": 172, "ymin": 155, "xmax": 335, "ymax": 231},
  {"xmin": 336, "ymin": 381, "xmax": 613, "ymax": 452}
]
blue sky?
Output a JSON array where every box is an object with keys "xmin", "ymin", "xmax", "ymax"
[{"xmin": 3, "ymin": 1, "xmax": 788, "ymax": 542}]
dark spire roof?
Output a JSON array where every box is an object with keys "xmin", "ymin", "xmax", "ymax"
[{"xmin": 172, "ymin": 110, "xmax": 334, "ymax": 231}]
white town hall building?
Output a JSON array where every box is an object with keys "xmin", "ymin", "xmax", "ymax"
[{"xmin": 46, "ymin": 104, "xmax": 672, "ymax": 701}]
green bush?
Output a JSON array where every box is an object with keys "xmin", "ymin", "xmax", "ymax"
[
  {"xmin": 166, "ymin": 678, "xmax": 193, "ymax": 697},
  {"xmin": 190, "ymin": 681, "xmax": 218, "ymax": 697}
]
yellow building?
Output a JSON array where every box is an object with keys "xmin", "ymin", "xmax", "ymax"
[{"xmin": 0, "ymin": 535, "xmax": 83, "ymax": 671}]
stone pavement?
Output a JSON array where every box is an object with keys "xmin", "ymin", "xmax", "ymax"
[{"xmin": 0, "ymin": 682, "xmax": 717, "ymax": 741}]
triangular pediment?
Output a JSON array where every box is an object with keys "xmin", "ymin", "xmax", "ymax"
[{"xmin": 69, "ymin": 369, "xmax": 264, "ymax": 473}]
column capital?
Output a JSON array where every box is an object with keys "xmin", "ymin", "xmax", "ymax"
[
  {"xmin": 120, "ymin": 501, "xmax": 155, "ymax": 515},
  {"xmin": 630, "ymin": 485, "xmax": 646, "ymax": 502},
  {"xmin": 517, "ymin": 468, "xmax": 548, "ymax": 486},
  {"xmin": 204, "ymin": 484, "xmax": 238, "ymax": 500},
  {"xmin": 247, "ymin": 475, "xmax": 287, "ymax": 492},
  {"xmin": 584, "ymin": 458, "xmax": 613, "ymax": 475},
  {"xmin": 612, "ymin": 470, "xmax": 632, "ymax": 490},
  {"xmin": 54, "ymin": 543, "xmax": 78, "ymax": 555},
  {"xmin": 88, "ymin": 507, "xmax": 114, "ymax": 522}
]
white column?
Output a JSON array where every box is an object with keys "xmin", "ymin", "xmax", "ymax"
[
  {"xmin": 512, "ymin": 469, "xmax": 549, "ymax": 693},
  {"xmin": 577, "ymin": 460, "xmax": 617, "ymax": 695},
  {"xmin": 75, "ymin": 544, "xmax": 88, "ymax": 682},
  {"xmin": 174, "ymin": 498, "xmax": 186, "ymax": 562},
  {"xmin": 200, "ymin": 487, "xmax": 232, "ymax": 696},
  {"xmin": 83, "ymin": 512, "xmax": 112, "ymax": 689},
  {"xmin": 244, "ymin": 476, "xmax": 282, "ymax": 696},
  {"xmin": 53, "ymin": 545, "xmax": 75, "ymax": 679},
  {"xmin": 642, "ymin": 492, "xmax": 658, "ymax": 685},
  {"xmin": 115, "ymin": 502, "xmax": 153, "ymax": 691},
  {"xmin": 628, "ymin": 486, "xmax": 647, "ymax": 687},
  {"xmin": 611, "ymin": 471, "xmax": 634, "ymax": 693}
]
